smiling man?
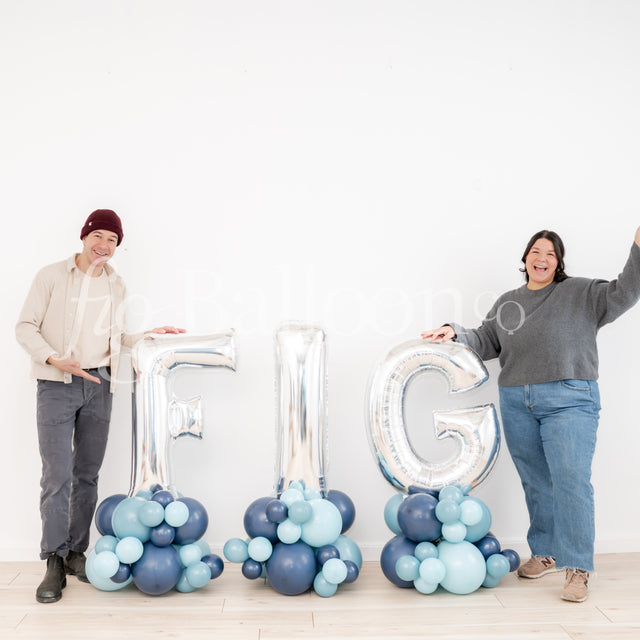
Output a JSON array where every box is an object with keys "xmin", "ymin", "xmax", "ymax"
[{"xmin": 16, "ymin": 209, "xmax": 184, "ymax": 603}]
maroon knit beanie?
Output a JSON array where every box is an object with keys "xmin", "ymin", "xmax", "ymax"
[{"xmin": 80, "ymin": 209, "xmax": 124, "ymax": 246}]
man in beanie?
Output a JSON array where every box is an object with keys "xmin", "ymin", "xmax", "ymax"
[{"xmin": 16, "ymin": 209, "xmax": 184, "ymax": 603}]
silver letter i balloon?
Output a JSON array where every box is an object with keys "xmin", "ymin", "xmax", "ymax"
[
  {"xmin": 274, "ymin": 322, "xmax": 328, "ymax": 497},
  {"xmin": 129, "ymin": 331, "xmax": 236, "ymax": 496}
]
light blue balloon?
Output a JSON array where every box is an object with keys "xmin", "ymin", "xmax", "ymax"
[
  {"xmin": 395, "ymin": 554, "xmax": 420, "ymax": 582},
  {"xmin": 288, "ymin": 480, "xmax": 306, "ymax": 492},
  {"xmin": 459, "ymin": 499, "xmax": 483, "ymax": 527},
  {"xmin": 313, "ymin": 572, "xmax": 338, "ymax": 597},
  {"xmin": 86, "ymin": 550, "xmax": 132, "ymax": 591},
  {"xmin": 486, "ymin": 553, "xmax": 510, "ymax": 579},
  {"xmin": 414, "ymin": 541, "xmax": 438, "ymax": 561},
  {"xmin": 186, "ymin": 561, "xmax": 211, "ymax": 588},
  {"xmin": 111, "ymin": 497, "xmax": 150, "ymax": 542},
  {"xmin": 438, "ymin": 541, "xmax": 486, "ymax": 595},
  {"xmin": 322, "ymin": 558, "xmax": 348, "ymax": 585},
  {"xmin": 463, "ymin": 497, "xmax": 492, "ymax": 542},
  {"xmin": 304, "ymin": 488, "xmax": 323, "ymax": 501},
  {"xmin": 288, "ymin": 500, "xmax": 313, "ymax": 525},
  {"xmin": 300, "ymin": 499, "xmax": 342, "ymax": 548},
  {"xmin": 277, "ymin": 519, "xmax": 302, "ymax": 544},
  {"xmin": 223, "ymin": 538, "xmax": 249, "ymax": 563},
  {"xmin": 333, "ymin": 534, "xmax": 362, "ymax": 570},
  {"xmin": 195, "ymin": 539, "xmax": 211, "ymax": 556},
  {"xmin": 175, "ymin": 569, "xmax": 196, "ymax": 593},
  {"xmin": 413, "ymin": 577, "xmax": 438, "ymax": 594},
  {"xmin": 419, "ymin": 558, "xmax": 446, "ymax": 584},
  {"xmin": 248, "ymin": 536, "xmax": 273, "ymax": 562},
  {"xmin": 93, "ymin": 550, "xmax": 120, "ymax": 579},
  {"xmin": 482, "ymin": 573, "xmax": 502, "ymax": 588},
  {"xmin": 179, "ymin": 543, "xmax": 203, "ymax": 567},
  {"xmin": 280, "ymin": 488, "xmax": 305, "ymax": 507},
  {"xmin": 135, "ymin": 489, "xmax": 153, "ymax": 500},
  {"xmin": 435, "ymin": 499, "xmax": 461, "ymax": 524},
  {"xmin": 438, "ymin": 486, "xmax": 464, "ymax": 504},
  {"xmin": 94, "ymin": 535, "xmax": 118, "ymax": 554},
  {"xmin": 384, "ymin": 494, "xmax": 404, "ymax": 534},
  {"xmin": 164, "ymin": 501, "xmax": 189, "ymax": 528},
  {"xmin": 138, "ymin": 500, "xmax": 165, "ymax": 528},
  {"xmin": 115, "ymin": 536, "xmax": 144, "ymax": 564},
  {"xmin": 441, "ymin": 521, "xmax": 467, "ymax": 543}
]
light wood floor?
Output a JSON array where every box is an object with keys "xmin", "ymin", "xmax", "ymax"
[{"xmin": 2, "ymin": 553, "xmax": 639, "ymax": 639}]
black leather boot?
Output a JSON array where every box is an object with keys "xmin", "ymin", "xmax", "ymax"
[
  {"xmin": 64, "ymin": 550, "xmax": 89, "ymax": 583},
  {"xmin": 36, "ymin": 553, "xmax": 66, "ymax": 603}
]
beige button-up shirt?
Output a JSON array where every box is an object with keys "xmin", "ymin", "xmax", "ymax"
[{"xmin": 16, "ymin": 255, "xmax": 143, "ymax": 392}]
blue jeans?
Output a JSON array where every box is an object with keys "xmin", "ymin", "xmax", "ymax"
[
  {"xmin": 36, "ymin": 370, "xmax": 112, "ymax": 559},
  {"xmin": 499, "ymin": 380, "xmax": 600, "ymax": 572}
]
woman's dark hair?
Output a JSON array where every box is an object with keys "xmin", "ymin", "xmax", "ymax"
[{"xmin": 519, "ymin": 230, "xmax": 569, "ymax": 283}]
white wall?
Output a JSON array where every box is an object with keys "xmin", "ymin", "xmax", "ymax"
[{"xmin": 2, "ymin": 0, "xmax": 639, "ymax": 562}]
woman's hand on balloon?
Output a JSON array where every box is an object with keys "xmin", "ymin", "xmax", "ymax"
[{"xmin": 420, "ymin": 326, "xmax": 455, "ymax": 342}]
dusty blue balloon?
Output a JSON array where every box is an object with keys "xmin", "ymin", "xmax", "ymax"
[
  {"xmin": 111, "ymin": 562, "xmax": 132, "ymax": 584},
  {"xmin": 383, "ymin": 494, "xmax": 404, "ymax": 534},
  {"xmin": 326, "ymin": 490, "xmax": 356, "ymax": 533},
  {"xmin": 316, "ymin": 545, "xmax": 340, "ymax": 566},
  {"xmin": 150, "ymin": 522, "xmax": 175, "ymax": 547},
  {"xmin": 244, "ymin": 497, "xmax": 279, "ymax": 543},
  {"xmin": 151, "ymin": 490, "xmax": 174, "ymax": 507},
  {"xmin": 132, "ymin": 542, "xmax": 181, "ymax": 595},
  {"xmin": 95, "ymin": 494, "xmax": 126, "ymax": 537},
  {"xmin": 112, "ymin": 497, "xmax": 150, "ymax": 542},
  {"xmin": 202, "ymin": 553, "xmax": 224, "ymax": 579},
  {"xmin": 313, "ymin": 572, "xmax": 338, "ymax": 597},
  {"xmin": 86, "ymin": 550, "xmax": 132, "ymax": 591},
  {"xmin": 223, "ymin": 538, "xmax": 249, "ymax": 563},
  {"xmin": 242, "ymin": 558, "xmax": 263, "ymax": 580},
  {"xmin": 174, "ymin": 497, "xmax": 208, "ymax": 545},
  {"xmin": 265, "ymin": 541, "xmax": 316, "ymax": 595},
  {"xmin": 395, "ymin": 554, "xmax": 420, "ymax": 582},
  {"xmin": 501, "ymin": 548, "xmax": 520, "ymax": 572},
  {"xmin": 380, "ymin": 535, "xmax": 417, "ymax": 588},
  {"xmin": 343, "ymin": 560, "xmax": 359, "ymax": 584},
  {"xmin": 475, "ymin": 535, "xmax": 501, "ymax": 559},
  {"xmin": 438, "ymin": 541, "xmax": 486, "ymax": 595},
  {"xmin": 397, "ymin": 493, "xmax": 441, "ymax": 542},
  {"xmin": 266, "ymin": 499, "xmax": 288, "ymax": 524}
]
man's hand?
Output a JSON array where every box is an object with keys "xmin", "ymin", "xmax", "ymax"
[{"xmin": 47, "ymin": 356, "xmax": 101, "ymax": 383}]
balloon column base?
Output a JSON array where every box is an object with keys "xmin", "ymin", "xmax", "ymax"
[
  {"xmin": 224, "ymin": 481, "xmax": 361, "ymax": 596},
  {"xmin": 381, "ymin": 486, "xmax": 520, "ymax": 595},
  {"xmin": 89, "ymin": 488, "xmax": 223, "ymax": 595}
]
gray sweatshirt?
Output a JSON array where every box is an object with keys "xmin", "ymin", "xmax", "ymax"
[{"xmin": 450, "ymin": 243, "xmax": 640, "ymax": 387}]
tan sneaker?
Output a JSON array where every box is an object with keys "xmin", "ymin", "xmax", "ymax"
[
  {"xmin": 517, "ymin": 556, "xmax": 559, "ymax": 578},
  {"xmin": 562, "ymin": 569, "xmax": 589, "ymax": 602}
]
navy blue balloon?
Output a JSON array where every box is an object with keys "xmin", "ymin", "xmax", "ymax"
[
  {"xmin": 173, "ymin": 497, "xmax": 208, "ymax": 545},
  {"xmin": 244, "ymin": 497, "xmax": 279, "ymax": 543},
  {"xmin": 265, "ymin": 541, "xmax": 317, "ymax": 595},
  {"xmin": 150, "ymin": 483, "xmax": 163, "ymax": 494},
  {"xmin": 396, "ymin": 493, "xmax": 441, "ymax": 542},
  {"xmin": 266, "ymin": 499, "xmax": 289, "ymax": 524},
  {"xmin": 242, "ymin": 558, "xmax": 264, "ymax": 580},
  {"xmin": 475, "ymin": 535, "xmax": 501, "ymax": 559},
  {"xmin": 94, "ymin": 493, "xmax": 126, "ymax": 536},
  {"xmin": 343, "ymin": 560, "xmax": 359, "ymax": 584},
  {"xmin": 132, "ymin": 542, "xmax": 181, "ymax": 595},
  {"xmin": 326, "ymin": 490, "xmax": 356, "ymax": 533},
  {"xmin": 316, "ymin": 544, "xmax": 340, "ymax": 566},
  {"xmin": 202, "ymin": 553, "xmax": 224, "ymax": 580},
  {"xmin": 150, "ymin": 522, "xmax": 175, "ymax": 547},
  {"xmin": 380, "ymin": 535, "xmax": 417, "ymax": 588},
  {"xmin": 111, "ymin": 562, "xmax": 132, "ymax": 584},
  {"xmin": 408, "ymin": 485, "xmax": 440, "ymax": 500},
  {"xmin": 150, "ymin": 490, "xmax": 174, "ymax": 507},
  {"xmin": 501, "ymin": 548, "xmax": 521, "ymax": 572}
]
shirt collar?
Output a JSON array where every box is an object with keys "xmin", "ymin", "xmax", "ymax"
[{"xmin": 66, "ymin": 254, "xmax": 114, "ymax": 277}]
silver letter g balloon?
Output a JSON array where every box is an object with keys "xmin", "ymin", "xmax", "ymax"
[{"xmin": 366, "ymin": 339, "xmax": 499, "ymax": 492}]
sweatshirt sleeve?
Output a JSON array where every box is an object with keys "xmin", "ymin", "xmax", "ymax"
[
  {"xmin": 447, "ymin": 299, "xmax": 502, "ymax": 362},
  {"xmin": 15, "ymin": 267, "xmax": 58, "ymax": 365},
  {"xmin": 590, "ymin": 243, "xmax": 640, "ymax": 327}
]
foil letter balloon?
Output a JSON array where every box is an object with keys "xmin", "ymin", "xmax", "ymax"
[
  {"xmin": 130, "ymin": 331, "xmax": 236, "ymax": 496},
  {"xmin": 366, "ymin": 339, "xmax": 499, "ymax": 492},
  {"xmin": 274, "ymin": 322, "xmax": 328, "ymax": 496}
]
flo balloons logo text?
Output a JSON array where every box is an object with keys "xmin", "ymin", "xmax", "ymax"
[
  {"xmin": 366, "ymin": 339, "xmax": 519, "ymax": 594},
  {"xmin": 88, "ymin": 332, "xmax": 236, "ymax": 595}
]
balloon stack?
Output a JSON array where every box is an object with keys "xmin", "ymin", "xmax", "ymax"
[
  {"xmin": 381, "ymin": 486, "xmax": 519, "ymax": 595},
  {"xmin": 87, "ymin": 488, "xmax": 224, "ymax": 595},
  {"xmin": 224, "ymin": 481, "xmax": 362, "ymax": 597}
]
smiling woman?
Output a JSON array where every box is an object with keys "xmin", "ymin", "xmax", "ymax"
[{"xmin": 420, "ymin": 225, "xmax": 640, "ymax": 603}]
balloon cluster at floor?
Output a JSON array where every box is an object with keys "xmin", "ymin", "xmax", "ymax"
[
  {"xmin": 381, "ymin": 486, "xmax": 519, "ymax": 595},
  {"xmin": 87, "ymin": 489, "xmax": 224, "ymax": 595},
  {"xmin": 224, "ymin": 481, "xmax": 361, "ymax": 597}
]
